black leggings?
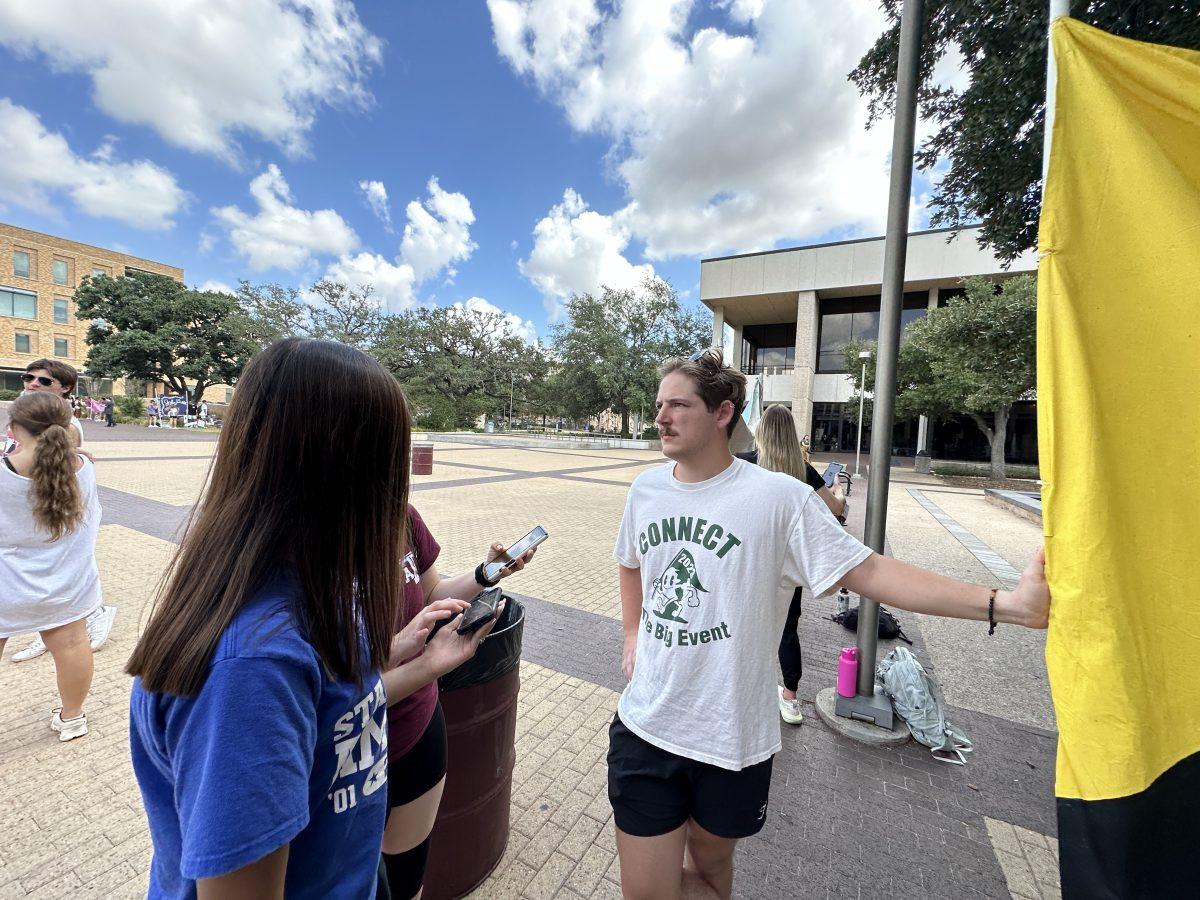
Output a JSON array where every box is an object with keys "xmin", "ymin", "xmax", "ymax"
[{"xmin": 779, "ymin": 588, "xmax": 803, "ymax": 692}]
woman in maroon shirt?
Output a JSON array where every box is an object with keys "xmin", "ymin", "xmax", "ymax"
[{"xmin": 379, "ymin": 506, "xmax": 536, "ymax": 898}]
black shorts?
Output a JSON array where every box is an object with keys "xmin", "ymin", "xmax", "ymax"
[
  {"xmin": 387, "ymin": 703, "xmax": 448, "ymax": 808},
  {"xmin": 607, "ymin": 715, "xmax": 773, "ymax": 839}
]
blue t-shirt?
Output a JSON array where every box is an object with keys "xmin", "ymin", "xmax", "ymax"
[{"xmin": 129, "ymin": 579, "xmax": 388, "ymax": 898}]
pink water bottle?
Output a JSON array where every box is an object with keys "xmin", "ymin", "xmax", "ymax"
[{"xmin": 837, "ymin": 647, "xmax": 858, "ymax": 698}]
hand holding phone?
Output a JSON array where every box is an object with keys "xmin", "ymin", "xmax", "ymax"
[{"xmin": 484, "ymin": 525, "xmax": 549, "ymax": 583}]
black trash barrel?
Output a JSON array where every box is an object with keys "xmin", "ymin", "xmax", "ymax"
[{"xmin": 423, "ymin": 596, "xmax": 525, "ymax": 900}]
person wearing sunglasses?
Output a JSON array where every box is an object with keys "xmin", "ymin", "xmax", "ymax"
[{"xmin": 7, "ymin": 360, "xmax": 118, "ymax": 663}]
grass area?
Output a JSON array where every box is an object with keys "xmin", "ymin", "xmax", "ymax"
[{"xmin": 932, "ymin": 461, "xmax": 1040, "ymax": 480}]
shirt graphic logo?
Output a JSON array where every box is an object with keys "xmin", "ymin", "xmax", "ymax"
[{"xmin": 650, "ymin": 548, "xmax": 707, "ymax": 625}]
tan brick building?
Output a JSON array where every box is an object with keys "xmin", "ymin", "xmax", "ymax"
[{"xmin": 0, "ymin": 222, "xmax": 183, "ymax": 397}]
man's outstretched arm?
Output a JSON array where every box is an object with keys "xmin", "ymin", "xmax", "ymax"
[
  {"xmin": 838, "ymin": 548, "xmax": 1049, "ymax": 629},
  {"xmin": 619, "ymin": 565, "xmax": 643, "ymax": 680}
]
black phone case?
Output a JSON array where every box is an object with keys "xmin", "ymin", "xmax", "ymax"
[{"xmin": 457, "ymin": 587, "xmax": 501, "ymax": 635}]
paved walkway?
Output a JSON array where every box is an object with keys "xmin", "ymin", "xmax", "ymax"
[{"xmin": 0, "ymin": 422, "xmax": 1059, "ymax": 899}]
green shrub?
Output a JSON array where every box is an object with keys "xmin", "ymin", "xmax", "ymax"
[
  {"xmin": 932, "ymin": 461, "xmax": 1040, "ymax": 480},
  {"xmin": 0, "ymin": 389, "xmax": 19, "ymax": 401},
  {"xmin": 116, "ymin": 395, "xmax": 147, "ymax": 420}
]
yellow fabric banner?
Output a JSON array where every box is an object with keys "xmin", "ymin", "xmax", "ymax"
[{"xmin": 1039, "ymin": 19, "xmax": 1200, "ymax": 802}]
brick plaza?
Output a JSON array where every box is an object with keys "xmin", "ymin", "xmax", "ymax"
[{"xmin": 0, "ymin": 420, "xmax": 1060, "ymax": 899}]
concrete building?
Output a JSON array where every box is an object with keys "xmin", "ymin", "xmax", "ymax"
[
  {"xmin": 1, "ymin": 222, "xmax": 183, "ymax": 396},
  {"xmin": 700, "ymin": 226, "xmax": 1038, "ymax": 462}
]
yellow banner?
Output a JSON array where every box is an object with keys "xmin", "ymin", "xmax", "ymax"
[{"xmin": 1039, "ymin": 19, "xmax": 1200, "ymax": 801}]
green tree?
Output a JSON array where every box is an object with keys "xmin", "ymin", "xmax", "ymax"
[
  {"xmin": 551, "ymin": 278, "xmax": 711, "ymax": 438},
  {"xmin": 308, "ymin": 280, "xmax": 385, "ymax": 350},
  {"xmin": 851, "ymin": 1, "xmax": 1200, "ymax": 262},
  {"xmin": 375, "ymin": 305, "xmax": 543, "ymax": 429},
  {"xmin": 843, "ymin": 275, "xmax": 1037, "ymax": 478},
  {"xmin": 235, "ymin": 281, "xmax": 312, "ymax": 347},
  {"xmin": 75, "ymin": 272, "xmax": 256, "ymax": 402}
]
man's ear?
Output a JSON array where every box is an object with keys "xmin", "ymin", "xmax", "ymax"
[{"xmin": 715, "ymin": 399, "xmax": 735, "ymax": 432}]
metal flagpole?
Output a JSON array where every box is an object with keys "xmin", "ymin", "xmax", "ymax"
[
  {"xmin": 1043, "ymin": 1, "xmax": 1071, "ymax": 184},
  {"xmin": 835, "ymin": 0, "xmax": 925, "ymax": 727}
]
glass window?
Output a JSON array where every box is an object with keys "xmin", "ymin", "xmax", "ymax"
[
  {"xmin": 92, "ymin": 267, "xmax": 107, "ymax": 278},
  {"xmin": 53, "ymin": 259, "xmax": 69, "ymax": 285},
  {"xmin": 54, "ymin": 297, "xmax": 70, "ymax": 323},
  {"xmin": 817, "ymin": 310, "xmax": 854, "ymax": 372},
  {"xmin": 13, "ymin": 250, "xmax": 30, "ymax": 278},
  {"xmin": 15, "ymin": 333, "xmax": 31, "ymax": 353},
  {"xmin": 0, "ymin": 287, "xmax": 37, "ymax": 319},
  {"xmin": 54, "ymin": 337, "xmax": 69, "ymax": 357},
  {"xmin": 817, "ymin": 293, "xmax": 930, "ymax": 372}
]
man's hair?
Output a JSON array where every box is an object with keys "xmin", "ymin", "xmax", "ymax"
[
  {"xmin": 659, "ymin": 348, "xmax": 746, "ymax": 437},
  {"xmin": 25, "ymin": 359, "xmax": 77, "ymax": 396}
]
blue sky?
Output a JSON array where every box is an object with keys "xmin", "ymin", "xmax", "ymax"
[{"xmin": 0, "ymin": 1, "xmax": 948, "ymax": 341}]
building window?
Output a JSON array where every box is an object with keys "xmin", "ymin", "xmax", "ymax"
[
  {"xmin": 740, "ymin": 323, "xmax": 798, "ymax": 374},
  {"xmin": 15, "ymin": 333, "xmax": 31, "ymax": 353},
  {"xmin": 225, "ymin": 388, "xmax": 234, "ymax": 403},
  {"xmin": 13, "ymin": 250, "xmax": 31, "ymax": 278},
  {"xmin": 54, "ymin": 337, "xmax": 70, "ymax": 357},
  {"xmin": 54, "ymin": 297, "xmax": 70, "ymax": 323},
  {"xmin": 77, "ymin": 376, "xmax": 113, "ymax": 397},
  {"xmin": 816, "ymin": 292, "xmax": 930, "ymax": 373},
  {"xmin": 92, "ymin": 267, "xmax": 108, "ymax": 278},
  {"xmin": 0, "ymin": 287, "xmax": 38, "ymax": 319},
  {"xmin": 53, "ymin": 259, "xmax": 69, "ymax": 285}
]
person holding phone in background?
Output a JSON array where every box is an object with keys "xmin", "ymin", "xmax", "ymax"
[{"xmin": 378, "ymin": 520, "xmax": 539, "ymax": 899}]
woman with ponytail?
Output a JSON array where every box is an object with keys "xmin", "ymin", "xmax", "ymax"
[{"xmin": 1, "ymin": 391, "xmax": 101, "ymax": 742}]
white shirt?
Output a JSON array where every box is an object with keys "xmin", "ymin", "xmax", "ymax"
[
  {"xmin": 613, "ymin": 458, "xmax": 872, "ymax": 770},
  {"xmin": 0, "ymin": 455, "xmax": 102, "ymax": 637}
]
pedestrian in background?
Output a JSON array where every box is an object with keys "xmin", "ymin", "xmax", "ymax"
[{"xmin": 1, "ymin": 393, "xmax": 102, "ymax": 742}]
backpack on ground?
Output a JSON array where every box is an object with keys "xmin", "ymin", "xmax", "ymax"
[
  {"xmin": 876, "ymin": 646, "xmax": 973, "ymax": 765},
  {"xmin": 830, "ymin": 606, "xmax": 913, "ymax": 644}
]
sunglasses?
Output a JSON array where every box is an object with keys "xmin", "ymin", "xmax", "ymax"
[{"xmin": 21, "ymin": 374, "xmax": 57, "ymax": 388}]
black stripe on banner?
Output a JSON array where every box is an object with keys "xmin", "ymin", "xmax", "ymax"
[{"xmin": 1057, "ymin": 749, "xmax": 1200, "ymax": 899}]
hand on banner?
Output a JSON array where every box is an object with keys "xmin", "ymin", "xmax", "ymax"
[
  {"xmin": 1004, "ymin": 547, "xmax": 1051, "ymax": 629},
  {"xmin": 389, "ymin": 598, "xmax": 469, "ymax": 667}
]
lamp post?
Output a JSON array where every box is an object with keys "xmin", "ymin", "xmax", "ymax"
[
  {"xmin": 508, "ymin": 375, "xmax": 515, "ymax": 431},
  {"xmin": 854, "ymin": 350, "xmax": 871, "ymax": 477}
]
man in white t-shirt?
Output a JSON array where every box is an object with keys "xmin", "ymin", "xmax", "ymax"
[
  {"xmin": 7, "ymin": 359, "xmax": 118, "ymax": 662},
  {"xmin": 609, "ymin": 350, "xmax": 1051, "ymax": 900}
]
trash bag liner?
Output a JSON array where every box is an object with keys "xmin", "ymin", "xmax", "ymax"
[{"xmin": 438, "ymin": 594, "xmax": 525, "ymax": 692}]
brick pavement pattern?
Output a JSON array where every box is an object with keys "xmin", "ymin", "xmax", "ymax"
[{"xmin": 0, "ymin": 432, "xmax": 1061, "ymax": 899}]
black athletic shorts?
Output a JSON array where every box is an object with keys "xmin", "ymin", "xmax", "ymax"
[
  {"xmin": 607, "ymin": 715, "xmax": 773, "ymax": 839},
  {"xmin": 388, "ymin": 703, "xmax": 448, "ymax": 809}
]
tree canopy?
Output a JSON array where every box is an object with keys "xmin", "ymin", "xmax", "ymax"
[
  {"xmin": 75, "ymin": 271, "xmax": 256, "ymax": 401},
  {"xmin": 551, "ymin": 278, "xmax": 711, "ymax": 437},
  {"xmin": 844, "ymin": 274, "xmax": 1037, "ymax": 477},
  {"xmin": 374, "ymin": 305, "xmax": 546, "ymax": 430},
  {"xmin": 851, "ymin": 1, "xmax": 1200, "ymax": 262}
]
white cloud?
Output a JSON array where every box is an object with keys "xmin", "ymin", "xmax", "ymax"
[
  {"xmin": 453, "ymin": 296, "xmax": 539, "ymax": 344},
  {"xmin": 0, "ymin": 0, "xmax": 381, "ymax": 162},
  {"xmin": 0, "ymin": 98, "xmax": 185, "ymax": 229},
  {"xmin": 323, "ymin": 252, "xmax": 417, "ymax": 312},
  {"xmin": 519, "ymin": 188, "xmax": 655, "ymax": 317},
  {"xmin": 489, "ymin": 0, "xmax": 898, "ymax": 259},
  {"xmin": 358, "ymin": 179, "xmax": 393, "ymax": 231},
  {"xmin": 197, "ymin": 279, "xmax": 235, "ymax": 294},
  {"xmin": 318, "ymin": 177, "xmax": 479, "ymax": 313},
  {"xmin": 399, "ymin": 178, "xmax": 477, "ymax": 283},
  {"xmin": 212, "ymin": 164, "xmax": 359, "ymax": 272}
]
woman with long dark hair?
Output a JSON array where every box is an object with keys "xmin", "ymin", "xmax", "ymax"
[
  {"xmin": 127, "ymin": 340, "xmax": 493, "ymax": 898},
  {"xmin": 1, "ymin": 392, "xmax": 100, "ymax": 742}
]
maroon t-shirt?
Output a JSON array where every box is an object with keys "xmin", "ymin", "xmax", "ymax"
[{"xmin": 387, "ymin": 505, "xmax": 441, "ymax": 760}]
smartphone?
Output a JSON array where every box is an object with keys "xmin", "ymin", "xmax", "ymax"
[
  {"xmin": 483, "ymin": 525, "xmax": 549, "ymax": 583},
  {"xmin": 426, "ymin": 586, "xmax": 503, "ymax": 642},
  {"xmin": 822, "ymin": 462, "xmax": 846, "ymax": 489}
]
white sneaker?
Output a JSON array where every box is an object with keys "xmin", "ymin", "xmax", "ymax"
[
  {"xmin": 778, "ymin": 686, "xmax": 804, "ymax": 725},
  {"xmin": 50, "ymin": 708, "xmax": 88, "ymax": 742},
  {"xmin": 11, "ymin": 635, "xmax": 47, "ymax": 662},
  {"xmin": 85, "ymin": 605, "xmax": 118, "ymax": 651}
]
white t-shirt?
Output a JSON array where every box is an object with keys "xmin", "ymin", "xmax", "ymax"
[
  {"xmin": 0, "ymin": 455, "xmax": 102, "ymax": 637},
  {"xmin": 613, "ymin": 457, "xmax": 872, "ymax": 770}
]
